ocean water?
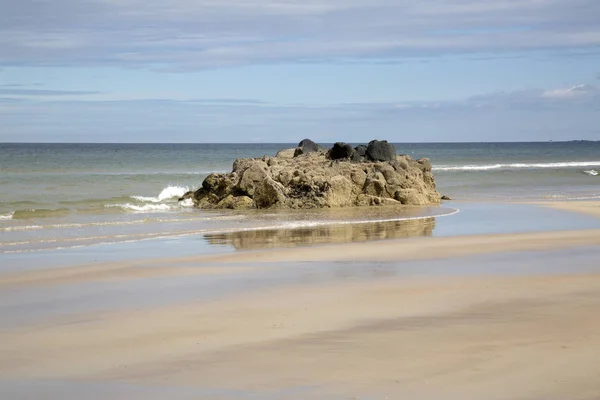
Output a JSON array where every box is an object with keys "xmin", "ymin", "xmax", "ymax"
[{"xmin": 1, "ymin": 142, "xmax": 599, "ymax": 253}]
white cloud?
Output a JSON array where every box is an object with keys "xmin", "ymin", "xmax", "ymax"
[
  {"xmin": 1, "ymin": 0, "xmax": 599, "ymax": 69},
  {"xmin": 462, "ymin": 84, "xmax": 600, "ymax": 109},
  {"xmin": 541, "ymin": 84, "xmax": 599, "ymax": 99}
]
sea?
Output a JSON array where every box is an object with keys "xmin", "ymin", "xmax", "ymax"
[{"xmin": 1, "ymin": 141, "xmax": 599, "ymax": 254}]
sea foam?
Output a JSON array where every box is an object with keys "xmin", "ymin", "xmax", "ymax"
[
  {"xmin": 131, "ymin": 185, "xmax": 189, "ymax": 203},
  {"xmin": 435, "ymin": 161, "xmax": 600, "ymax": 172},
  {"xmin": 0, "ymin": 212, "xmax": 14, "ymax": 220},
  {"xmin": 179, "ymin": 198, "xmax": 194, "ymax": 207},
  {"xmin": 546, "ymin": 194, "xmax": 600, "ymax": 200},
  {"xmin": 106, "ymin": 203, "xmax": 172, "ymax": 212},
  {"xmin": 583, "ymin": 169, "xmax": 599, "ymax": 176}
]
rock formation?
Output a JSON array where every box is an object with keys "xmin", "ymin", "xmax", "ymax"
[{"xmin": 181, "ymin": 139, "xmax": 441, "ymax": 209}]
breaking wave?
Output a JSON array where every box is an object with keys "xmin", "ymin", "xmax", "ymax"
[
  {"xmin": 583, "ymin": 169, "xmax": 598, "ymax": 176},
  {"xmin": 434, "ymin": 161, "xmax": 600, "ymax": 172},
  {"xmin": 131, "ymin": 185, "xmax": 189, "ymax": 203},
  {"xmin": 106, "ymin": 203, "xmax": 173, "ymax": 212},
  {"xmin": 105, "ymin": 185, "xmax": 195, "ymax": 212},
  {"xmin": 0, "ymin": 212, "xmax": 14, "ymax": 220},
  {"xmin": 179, "ymin": 198, "xmax": 194, "ymax": 207}
]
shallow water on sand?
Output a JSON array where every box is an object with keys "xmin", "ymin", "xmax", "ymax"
[
  {"xmin": 1, "ymin": 201, "xmax": 599, "ymax": 272},
  {"xmin": 1, "ymin": 205, "xmax": 456, "ymax": 253}
]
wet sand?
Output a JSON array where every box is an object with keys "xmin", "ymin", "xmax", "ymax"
[
  {"xmin": 1, "ymin": 201, "xmax": 600, "ymax": 399},
  {"xmin": 4, "ymin": 228, "xmax": 600, "ymax": 289},
  {"xmin": 540, "ymin": 200, "xmax": 600, "ymax": 218}
]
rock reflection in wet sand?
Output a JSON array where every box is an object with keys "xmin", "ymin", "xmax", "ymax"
[{"xmin": 204, "ymin": 217, "xmax": 436, "ymax": 250}]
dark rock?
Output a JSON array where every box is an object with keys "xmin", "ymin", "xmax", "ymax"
[
  {"xmin": 328, "ymin": 142, "xmax": 355, "ymax": 160},
  {"xmin": 355, "ymin": 145, "xmax": 367, "ymax": 157},
  {"xmin": 298, "ymin": 138, "xmax": 321, "ymax": 152},
  {"xmin": 351, "ymin": 151, "xmax": 363, "ymax": 163},
  {"xmin": 294, "ymin": 138, "xmax": 324, "ymax": 157},
  {"xmin": 441, "ymin": 195, "xmax": 452, "ymax": 200},
  {"xmin": 366, "ymin": 140, "xmax": 396, "ymax": 162}
]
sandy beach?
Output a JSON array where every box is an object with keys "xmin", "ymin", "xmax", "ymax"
[
  {"xmin": 1, "ymin": 201, "xmax": 600, "ymax": 399},
  {"xmin": 4, "ymin": 0, "xmax": 600, "ymax": 395}
]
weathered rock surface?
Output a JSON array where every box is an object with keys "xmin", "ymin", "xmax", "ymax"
[
  {"xmin": 275, "ymin": 148, "xmax": 295, "ymax": 158},
  {"xmin": 187, "ymin": 140, "xmax": 440, "ymax": 209}
]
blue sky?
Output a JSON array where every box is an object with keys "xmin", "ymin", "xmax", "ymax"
[{"xmin": 0, "ymin": 0, "xmax": 599, "ymax": 142}]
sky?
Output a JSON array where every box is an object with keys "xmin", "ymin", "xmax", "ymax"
[{"xmin": 0, "ymin": 0, "xmax": 599, "ymax": 143}]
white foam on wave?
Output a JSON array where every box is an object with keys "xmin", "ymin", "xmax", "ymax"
[
  {"xmin": 583, "ymin": 169, "xmax": 599, "ymax": 176},
  {"xmin": 217, "ymin": 208, "xmax": 461, "ymax": 233},
  {"xmin": 545, "ymin": 193, "xmax": 600, "ymax": 200},
  {"xmin": 1, "ymin": 225, "xmax": 43, "ymax": 232},
  {"xmin": 106, "ymin": 203, "xmax": 172, "ymax": 212},
  {"xmin": 130, "ymin": 195, "xmax": 161, "ymax": 203},
  {"xmin": 179, "ymin": 198, "xmax": 194, "ymax": 207},
  {"xmin": 0, "ymin": 212, "xmax": 14, "ymax": 220},
  {"xmin": 131, "ymin": 185, "xmax": 189, "ymax": 203},
  {"xmin": 0, "ymin": 214, "xmax": 247, "ymax": 232},
  {"xmin": 435, "ymin": 161, "xmax": 600, "ymax": 172}
]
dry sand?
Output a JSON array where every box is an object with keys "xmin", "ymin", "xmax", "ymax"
[{"xmin": 1, "ymin": 201, "xmax": 600, "ymax": 399}]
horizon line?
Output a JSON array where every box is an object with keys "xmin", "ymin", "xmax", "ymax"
[{"xmin": 1, "ymin": 140, "xmax": 598, "ymax": 145}]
